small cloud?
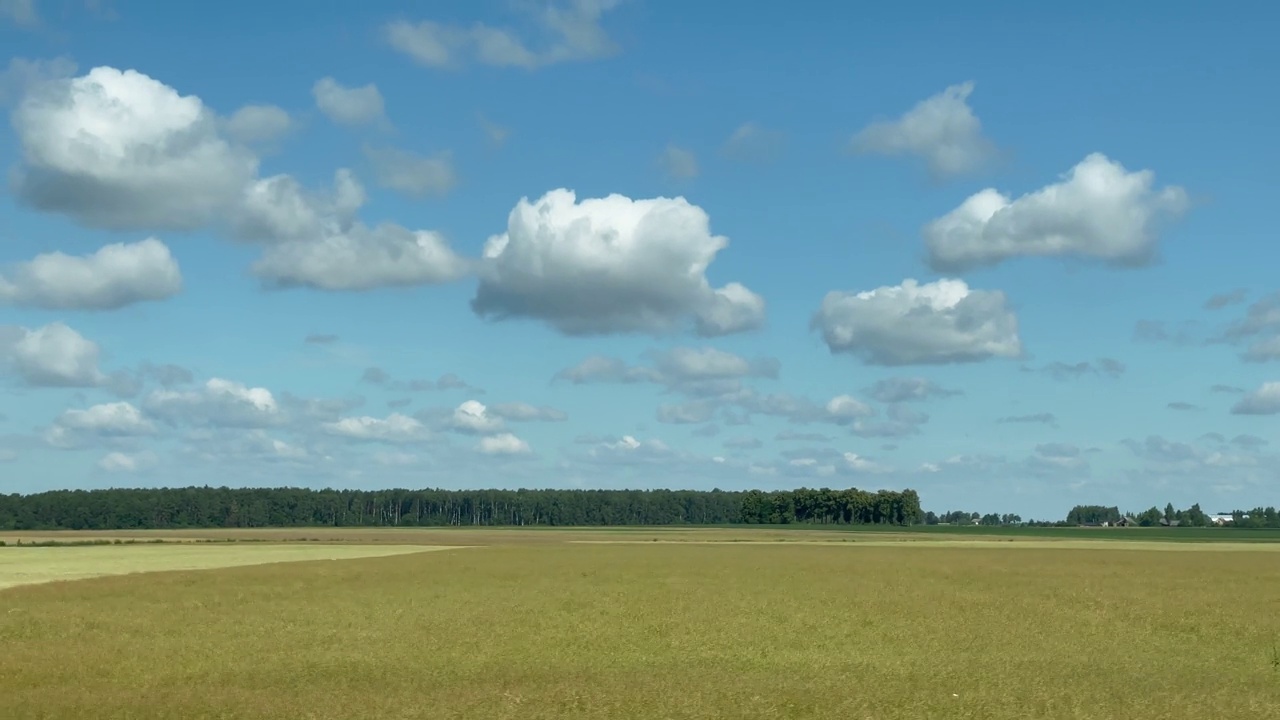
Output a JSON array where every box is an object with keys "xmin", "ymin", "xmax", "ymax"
[
  {"xmin": 305, "ymin": 334, "xmax": 339, "ymax": 345},
  {"xmin": 721, "ymin": 122, "xmax": 785, "ymax": 163},
  {"xmin": 312, "ymin": 77, "xmax": 387, "ymax": 128},
  {"xmin": 658, "ymin": 143, "xmax": 698, "ymax": 180},
  {"xmin": 997, "ymin": 412, "xmax": 1057, "ymax": 426},
  {"xmin": 1204, "ymin": 289, "xmax": 1248, "ymax": 310},
  {"xmin": 477, "ymin": 112, "xmax": 509, "ymax": 146},
  {"xmin": 1166, "ymin": 402, "xmax": 1200, "ymax": 411},
  {"xmin": 850, "ymin": 81, "xmax": 997, "ymax": 179}
]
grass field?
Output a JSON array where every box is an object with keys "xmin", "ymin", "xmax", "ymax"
[{"xmin": 3, "ymin": 529, "xmax": 1280, "ymax": 719}]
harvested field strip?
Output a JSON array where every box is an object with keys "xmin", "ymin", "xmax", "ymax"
[
  {"xmin": 567, "ymin": 538, "xmax": 1280, "ymax": 551},
  {"xmin": 0, "ymin": 544, "xmax": 462, "ymax": 591}
]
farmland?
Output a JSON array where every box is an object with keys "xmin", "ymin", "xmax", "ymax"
[{"xmin": 2, "ymin": 528, "xmax": 1279, "ymax": 719}]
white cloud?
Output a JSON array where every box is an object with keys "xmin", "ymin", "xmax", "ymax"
[
  {"xmin": 477, "ymin": 112, "xmax": 509, "ymax": 146},
  {"xmin": 54, "ymin": 401, "xmax": 154, "ymax": 436},
  {"xmin": 659, "ymin": 144, "xmax": 698, "ymax": 179},
  {"xmin": 825, "ymin": 395, "xmax": 874, "ymax": 422},
  {"xmin": 473, "ymin": 189, "xmax": 764, "ymax": 336},
  {"xmin": 144, "ymin": 378, "xmax": 283, "ymax": 428},
  {"xmin": 11, "ymin": 66, "xmax": 258, "ymax": 230},
  {"xmin": 478, "ymin": 432, "xmax": 531, "ymax": 455},
  {"xmin": 312, "ymin": 77, "xmax": 386, "ymax": 127},
  {"xmin": 235, "ymin": 170, "xmax": 468, "ymax": 291},
  {"xmin": 451, "ymin": 400, "xmax": 504, "ymax": 434},
  {"xmin": 323, "ymin": 413, "xmax": 428, "ymax": 443},
  {"xmin": 1231, "ymin": 382, "xmax": 1280, "ymax": 415},
  {"xmin": 252, "ymin": 223, "xmax": 468, "ymax": 291},
  {"xmin": 363, "ymin": 145, "xmax": 456, "ymax": 198},
  {"xmin": 851, "ymin": 81, "xmax": 997, "ymax": 179},
  {"xmin": 386, "ymin": 0, "xmax": 621, "ymax": 70},
  {"xmin": 0, "ymin": 322, "xmax": 105, "ymax": 386},
  {"xmin": 923, "ymin": 153, "xmax": 1189, "ymax": 272},
  {"xmin": 0, "ymin": 238, "xmax": 181, "ymax": 310},
  {"xmin": 814, "ymin": 278, "xmax": 1021, "ymax": 365},
  {"xmin": 97, "ymin": 450, "xmax": 157, "ymax": 473},
  {"xmin": 224, "ymin": 104, "xmax": 292, "ymax": 145},
  {"xmin": 489, "ymin": 402, "xmax": 567, "ymax": 422}
]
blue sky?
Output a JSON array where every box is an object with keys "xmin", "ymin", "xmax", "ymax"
[{"xmin": 1, "ymin": 0, "xmax": 1277, "ymax": 518}]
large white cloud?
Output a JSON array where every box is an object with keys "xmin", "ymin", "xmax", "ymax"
[
  {"xmin": 814, "ymin": 278, "xmax": 1021, "ymax": 365},
  {"xmin": 0, "ymin": 238, "xmax": 181, "ymax": 310},
  {"xmin": 923, "ymin": 153, "xmax": 1189, "ymax": 272},
  {"xmin": 11, "ymin": 66, "xmax": 258, "ymax": 230},
  {"xmin": 0, "ymin": 322, "xmax": 105, "ymax": 386},
  {"xmin": 235, "ymin": 170, "xmax": 468, "ymax": 291},
  {"xmin": 851, "ymin": 81, "xmax": 997, "ymax": 179},
  {"xmin": 472, "ymin": 189, "xmax": 764, "ymax": 336},
  {"xmin": 450, "ymin": 400, "xmax": 505, "ymax": 434}
]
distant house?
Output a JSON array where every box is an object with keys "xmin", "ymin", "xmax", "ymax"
[
  {"xmin": 1210, "ymin": 513, "xmax": 1248, "ymax": 525},
  {"xmin": 1159, "ymin": 518, "xmax": 1181, "ymax": 527},
  {"xmin": 1114, "ymin": 516, "xmax": 1138, "ymax": 527}
]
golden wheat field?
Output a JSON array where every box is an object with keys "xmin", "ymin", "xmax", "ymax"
[{"xmin": 2, "ymin": 530, "xmax": 1279, "ymax": 719}]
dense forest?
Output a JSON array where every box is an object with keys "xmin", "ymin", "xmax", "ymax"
[{"xmin": 0, "ymin": 486, "xmax": 923, "ymax": 531}]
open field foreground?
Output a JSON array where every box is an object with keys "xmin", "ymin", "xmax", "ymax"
[
  {"xmin": 3, "ymin": 540, "xmax": 1280, "ymax": 719},
  {"xmin": 0, "ymin": 544, "xmax": 456, "ymax": 590}
]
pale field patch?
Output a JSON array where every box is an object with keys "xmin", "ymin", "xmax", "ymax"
[{"xmin": 0, "ymin": 544, "xmax": 458, "ymax": 590}]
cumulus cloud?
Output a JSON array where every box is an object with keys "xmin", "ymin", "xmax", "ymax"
[
  {"xmin": 11, "ymin": 66, "xmax": 258, "ymax": 230},
  {"xmin": 776, "ymin": 448, "xmax": 892, "ymax": 478},
  {"xmin": 144, "ymin": 378, "xmax": 283, "ymax": 428},
  {"xmin": 851, "ymin": 81, "xmax": 997, "ymax": 179},
  {"xmin": 236, "ymin": 169, "xmax": 469, "ymax": 291},
  {"xmin": 450, "ymin": 400, "xmax": 505, "ymax": 434},
  {"xmin": 363, "ymin": 145, "xmax": 455, "ymax": 198},
  {"xmin": 0, "ymin": 322, "xmax": 105, "ymax": 386},
  {"xmin": 472, "ymin": 189, "xmax": 764, "ymax": 336},
  {"xmin": 386, "ymin": 0, "xmax": 621, "ymax": 70},
  {"xmin": 0, "ymin": 238, "xmax": 181, "ymax": 310},
  {"xmin": 478, "ymin": 433, "xmax": 532, "ymax": 455},
  {"xmin": 45, "ymin": 401, "xmax": 155, "ymax": 448},
  {"xmin": 813, "ymin": 278, "xmax": 1021, "ymax": 365},
  {"xmin": 1231, "ymin": 382, "xmax": 1280, "ymax": 415},
  {"xmin": 361, "ymin": 368, "xmax": 478, "ymax": 393},
  {"xmin": 659, "ymin": 144, "xmax": 698, "ymax": 179},
  {"xmin": 323, "ymin": 413, "xmax": 428, "ymax": 443},
  {"xmin": 224, "ymin": 104, "xmax": 292, "ymax": 146},
  {"xmin": 312, "ymin": 77, "xmax": 386, "ymax": 127},
  {"xmin": 923, "ymin": 153, "xmax": 1189, "ymax": 272}
]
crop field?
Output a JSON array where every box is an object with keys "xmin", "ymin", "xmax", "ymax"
[{"xmin": 2, "ymin": 530, "xmax": 1280, "ymax": 719}]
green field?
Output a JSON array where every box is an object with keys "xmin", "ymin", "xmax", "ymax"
[{"xmin": 2, "ymin": 528, "xmax": 1279, "ymax": 719}]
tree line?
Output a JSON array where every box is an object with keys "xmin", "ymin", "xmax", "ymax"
[
  {"xmin": 1064, "ymin": 503, "xmax": 1280, "ymax": 528},
  {"xmin": 0, "ymin": 486, "xmax": 924, "ymax": 531}
]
